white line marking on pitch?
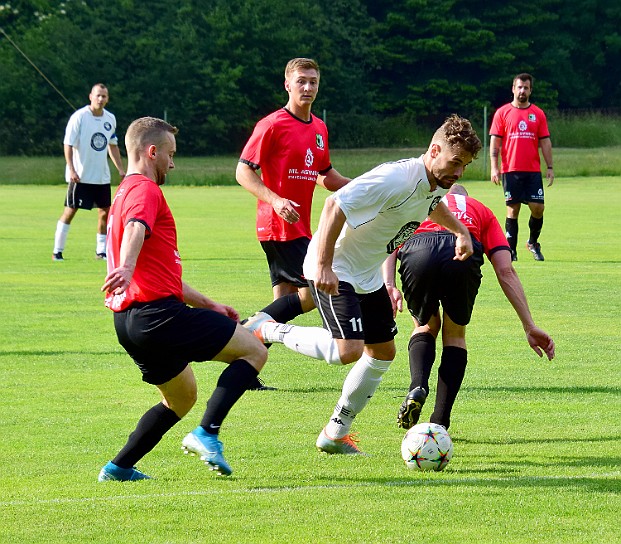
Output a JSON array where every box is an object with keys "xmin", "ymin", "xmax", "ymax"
[{"xmin": 1, "ymin": 473, "xmax": 619, "ymax": 508}]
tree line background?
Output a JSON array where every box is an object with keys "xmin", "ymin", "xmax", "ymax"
[{"xmin": 1, "ymin": 0, "xmax": 620, "ymax": 156}]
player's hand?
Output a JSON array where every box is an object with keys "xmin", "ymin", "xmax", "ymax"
[
  {"xmin": 490, "ymin": 171, "xmax": 500, "ymax": 185},
  {"xmin": 101, "ymin": 266, "xmax": 133, "ymax": 295},
  {"xmin": 315, "ymin": 266, "xmax": 340, "ymax": 296},
  {"xmin": 526, "ymin": 326, "xmax": 556, "ymax": 361},
  {"xmin": 386, "ymin": 285, "xmax": 403, "ymax": 318},
  {"xmin": 69, "ymin": 170, "xmax": 80, "ymax": 183},
  {"xmin": 453, "ymin": 233, "xmax": 473, "ymax": 261},
  {"xmin": 211, "ymin": 302, "xmax": 239, "ymax": 322},
  {"xmin": 546, "ymin": 169, "xmax": 555, "ymax": 187},
  {"xmin": 273, "ymin": 198, "xmax": 300, "ymax": 224}
]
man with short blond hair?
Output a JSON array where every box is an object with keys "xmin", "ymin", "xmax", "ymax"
[
  {"xmin": 236, "ymin": 57, "xmax": 349, "ymax": 390},
  {"xmin": 98, "ymin": 117, "xmax": 267, "ymax": 481}
]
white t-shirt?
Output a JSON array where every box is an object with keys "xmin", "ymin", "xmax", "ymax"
[
  {"xmin": 63, "ymin": 105, "xmax": 119, "ymax": 184},
  {"xmin": 303, "ymin": 156, "xmax": 447, "ymax": 293}
]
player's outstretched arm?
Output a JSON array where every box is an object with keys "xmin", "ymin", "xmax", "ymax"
[
  {"xmin": 525, "ymin": 326, "xmax": 556, "ymax": 360},
  {"xmin": 490, "ymin": 249, "xmax": 555, "ymax": 361},
  {"xmin": 182, "ymin": 282, "xmax": 239, "ymax": 321}
]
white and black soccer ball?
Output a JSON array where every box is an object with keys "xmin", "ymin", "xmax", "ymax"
[{"xmin": 401, "ymin": 422, "xmax": 453, "ymax": 471}]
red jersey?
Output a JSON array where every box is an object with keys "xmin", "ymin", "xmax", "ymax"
[
  {"xmin": 239, "ymin": 108, "xmax": 332, "ymax": 241},
  {"xmin": 416, "ymin": 193, "xmax": 509, "ymax": 258},
  {"xmin": 489, "ymin": 103, "xmax": 550, "ymax": 173},
  {"xmin": 105, "ymin": 174, "xmax": 183, "ymax": 312}
]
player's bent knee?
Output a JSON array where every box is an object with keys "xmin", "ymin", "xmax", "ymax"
[
  {"xmin": 246, "ymin": 342, "xmax": 268, "ymax": 371},
  {"xmin": 164, "ymin": 390, "xmax": 197, "ymax": 418},
  {"xmin": 338, "ymin": 342, "xmax": 364, "ymax": 365}
]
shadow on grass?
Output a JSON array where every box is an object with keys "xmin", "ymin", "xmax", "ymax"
[
  {"xmin": 0, "ymin": 350, "xmax": 122, "ymax": 357},
  {"xmin": 315, "ymin": 473, "xmax": 621, "ymax": 493},
  {"xmin": 380, "ymin": 385, "xmax": 620, "ymax": 395}
]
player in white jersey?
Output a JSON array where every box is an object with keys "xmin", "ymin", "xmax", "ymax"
[
  {"xmin": 52, "ymin": 83, "xmax": 125, "ymax": 261},
  {"xmin": 245, "ymin": 114, "xmax": 482, "ymax": 454}
]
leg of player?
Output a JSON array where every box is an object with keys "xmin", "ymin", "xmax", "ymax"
[
  {"xmin": 525, "ymin": 202, "xmax": 545, "ymax": 261},
  {"xmin": 429, "ymin": 314, "xmax": 467, "ymax": 430},
  {"xmin": 397, "ymin": 314, "xmax": 441, "ymax": 429},
  {"xmin": 53, "ymin": 207, "xmax": 77, "ymax": 261},
  {"xmin": 181, "ymin": 324, "xmax": 267, "ymax": 476},
  {"xmin": 505, "ymin": 203, "xmax": 521, "ymax": 262},
  {"xmin": 98, "ymin": 366, "xmax": 196, "ymax": 482},
  {"xmin": 318, "ymin": 342, "xmax": 395, "ymax": 455}
]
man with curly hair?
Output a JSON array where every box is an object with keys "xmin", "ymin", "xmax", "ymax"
[{"xmin": 244, "ymin": 115, "xmax": 482, "ymax": 454}]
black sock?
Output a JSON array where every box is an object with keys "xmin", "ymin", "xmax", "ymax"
[
  {"xmin": 200, "ymin": 359, "xmax": 259, "ymax": 433},
  {"xmin": 430, "ymin": 346, "xmax": 467, "ymax": 430},
  {"xmin": 505, "ymin": 218, "xmax": 519, "ymax": 251},
  {"xmin": 408, "ymin": 332, "xmax": 436, "ymax": 394},
  {"xmin": 112, "ymin": 403, "xmax": 181, "ymax": 469},
  {"xmin": 528, "ymin": 215, "xmax": 544, "ymax": 245},
  {"xmin": 260, "ymin": 293, "xmax": 303, "ymax": 323}
]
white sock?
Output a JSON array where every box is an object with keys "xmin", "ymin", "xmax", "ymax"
[
  {"xmin": 262, "ymin": 322, "xmax": 342, "ymax": 365},
  {"xmin": 53, "ymin": 221, "xmax": 70, "ymax": 254},
  {"xmin": 96, "ymin": 233, "xmax": 106, "ymax": 254},
  {"xmin": 325, "ymin": 353, "xmax": 392, "ymax": 439}
]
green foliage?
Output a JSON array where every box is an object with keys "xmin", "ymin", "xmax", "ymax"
[
  {"xmin": 0, "ymin": 0, "xmax": 620, "ymax": 154},
  {"xmin": 0, "ymin": 180, "xmax": 620, "ymax": 543}
]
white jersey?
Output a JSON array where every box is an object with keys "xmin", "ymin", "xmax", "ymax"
[
  {"xmin": 304, "ymin": 156, "xmax": 447, "ymax": 293},
  {"xmin": 63, "ymin": 105, "xmax": 119, "ymax": 184}
]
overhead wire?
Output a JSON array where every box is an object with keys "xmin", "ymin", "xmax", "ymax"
[{"xmin": 0, "ymin": 26, "xmax": 76, "ymax": 110}]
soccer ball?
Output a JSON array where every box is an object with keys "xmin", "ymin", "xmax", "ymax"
[{"xmin": 401, "ymin": 422, "xmax": 453, "ymax": 471}]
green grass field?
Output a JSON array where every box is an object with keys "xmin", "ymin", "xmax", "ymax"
[
  {"xmin": 3, "ymin": 145, "xmax": 621, "ymax": 185},
  {"xmin": 0, "ymin": 177, "xmax": 619, "ymax": 543}
]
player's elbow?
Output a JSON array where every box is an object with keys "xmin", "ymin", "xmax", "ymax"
[{"xmin": 495, "ymin": 264, "xmax": 518, "ymax": 287}]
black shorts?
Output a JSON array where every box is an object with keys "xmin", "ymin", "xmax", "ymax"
[
  {"xmin": 113, "ymin": 297, "xmax": 237, "ymax": 385},
  {"xmin": 308, "ymin": 280, "xmax": 397, "ymax": 344},
  {"xmin": 260, "ymin": 238, "xmax": 310, "ymax": 288},
  {"xmin": 502, "ymin": 172, "xmax": 544, "ymax": 205},
  {"xmin": 64, "ymin": 181, "xmax": 111, "ymax": 210},
  {"xmin": 398, "ymin": 232, "xmax": 485, "ymax": 326}
]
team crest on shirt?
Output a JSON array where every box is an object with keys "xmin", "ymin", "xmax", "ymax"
[
  {"xmin": 104, "ymin": 121, "xmax": 112, "ymax": 131},
  {"xmin": 518, "ymin": 120, "xmax": 528, "ymax": 131},
  {"xmin": 91, "ymin": 132, "xmax": 108, "ymax": 151},
  {"xmin": 305, "ymin": 148, "xmax": 314, "ymax": 167},
  {"xmin": 386, "ymin": 221, "xmax": 421, "ymax": 254},
  {"xmin": 316, "ymin": 134, "xmax": 325, "ymax": 149},
  {"xmin": 528, "ymin": 114, "xmax": 536, "ymax": 122}
]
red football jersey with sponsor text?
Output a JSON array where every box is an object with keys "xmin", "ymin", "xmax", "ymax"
[
  {"xmin": 415, "ymin": 193, "xmax": 509, "ymax": 258},
  {"xmin": 105, "ymin": 174, "xmax": 183, "ymax": 311},
  {"xmin": 239, "ymin": 108, "xmax": 332, "ymax": 241},
  {"xmin": 490, "ymin": 103, "xmax": 550, "ymax": 173}
]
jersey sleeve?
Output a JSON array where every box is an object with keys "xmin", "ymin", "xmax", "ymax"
[
  {"xmin": 239, "ymin": 117, "xmax": 274, "ymax": 169},
  {"xmin": 121, "ymin": 182, "xmax": 161, "ymax": 234},
  {"xmin": 108, "ymin": 112, "xmax": 119, "ymax": 146},
  {"xmin": 63, "ymin": 110, "xmax": 81, "ymax": 146},
  {"xmin": 489, "ymin": 108, "xmax": 505, "ymax": 137},
  {"xmin": 537, "ymin": 109, "xmax": 551, "ymax": 139},
  {"xmin": 479, "ymin": 206, "xmax": 510, "ymax": 258}
]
